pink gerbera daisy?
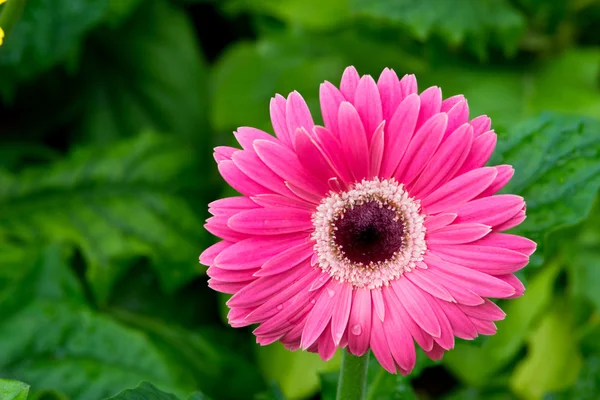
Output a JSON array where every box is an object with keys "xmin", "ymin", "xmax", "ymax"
[{"xmin": 200, "ymin": 66, "xmax": 535, "ymax": 374}]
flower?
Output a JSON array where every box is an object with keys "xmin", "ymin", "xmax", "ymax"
[{"xmin": 200, "ymin": 66, "xmax": 535, "ymax": 374}]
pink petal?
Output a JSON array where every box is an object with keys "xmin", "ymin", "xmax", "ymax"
[
  {"xmin": 318, "ymin": 323, "xmax": 338, "ymax": 361},
  {"xmin": 416, "ymin": 86, "xmax": 442, "ymax": 130},
  {"xmin": 251, "ymin": 194, "xmax": 314, "ymax": 210},
  {"xmin": 478, "ymin": 165, "xmax": 514, "ymax": 198},
  {"xmin": 255, "ymin": 241, "xmax": 313, "ymax": 276},
  {"xmin": 252, "ymin": 289, "xmax": 316, "ymax": 332},
  {"xmin": 331, "ymin": 282, "xmax": 353, "ymax": 345},
  {"xmin": 320, "ymin": 81, "xmax": 345, "ymax": 136},
  {"xmin": 214, "ymin": 146, "xmax": 237, "ymax": 162},
  {"xmin": 470, "ymin": 115, "xmax": 491, "ymax": 137},
  {"xmin": 383, "ymin": 290, "xmax": 416, "ymax": 372},
  {"xmin": 370, "ymin": 311, "xmax": 396, "ymax": 373},
  {"xmin": 399, "ymin": 74, "xmax": 418, "ymax": 99},
  {"xmin": 455, "ymin": 195, "xmax": 524, "ymax": 228},
  {"xmin": 471, "ymin": 318, "xmax": 497, "ymax": 335},
  {"xmin": 232, "ymin": 150, "xmax": 292, "ymax": 196},
  {"xmin": 270, "ymin": 95, "xmax": 292, "ymax": 147},
  {"xmin": 248, "ymin": 269, "xmax": 321, "ymax": 324},
  {"xmin": 458, "ymin": 299, "xmax": 506, "ymax": 321},
  {"xmin": 254, "ymin": 139, "xmax": 328, "ymax": 196},
  {"xmin": 369, "ymin": 121, "xmax": 385, "ymax": 179},
  {"xmin": 208, "ymin": 266, "xmax": 257, "ymax": 282},
  {"xmin": 425, "ymin": 255, "xmax": 516, "ymax": 298},
  {"xmin": 420, "ymin": 266, "xmax": 484, "ymax": 306},
  {"xmin": 208, "ymin": 278, "xmax": 249, "ymax": 294},
  {"xmin": 444, "ymin": 99, "xmax": 469, "ymax": 138},
  {"xmin": 371, "ymin": 288, "xmax": 385, "ymax": 322},
  {"xmin": 409, "ymin": 123, "xmax": 473, "ymax": 198},
  {"xmin": 395, "ymin": 112, "xmax": 447, "ymax": 185},
  {"xmin": 286, "ymin": 91, "xmax": 314, "ymax": 144},
  {"xmin": 494, "ymin": 210, "xmax": 526, "ymax": 232},
  {"xmin": 228, "ymin": 207, "xmax": 312, "ymax": 235},
  {"xmin": 215, "ymin": 234, "xmax": 305, "ymax": 269},
  {"xmin": 429, "ymin": 244, "xmax": 530, "ymax": 274},
  {"xmin": 228, "ymin": 307, "xmax": 254, "ymax": 327},
  {"xmin": 218, "ymin": 160, "xmax": 269, "ymax": 196},
  {"xmin": 199, "ymin": 240, "xmax": 231, "ymax": 266},
  {"xmin": 379, "ymin": 93, "xmax": 420, "ymax": 179},
  {"xmin": 424, "ymin": 342, "xmax": 445, "ymax": 361},
  {"xmin": 475, "ymin": 233, "xmax": 536, "ymax": 256},
  {"xmin": 228, "ymin": 262, "xmax": 311, "ymax": 308},
  {"xmin": 377, "ymin": 68, "xmax": 401, "ymax": 123},
  {"xmin": 421, "ymin": 167, "xmax": 498, "ymax": 214},
  {"xmin": 338, "ymin": 102, "xmax": 370, "ymax": 181},
  {"xmin": 209, "ymin": 196, "xmax": 259, "ymax": 216},
  {"xmin": 301, "ymin": 281, "xmax": 340, "ymax": 349},
  {"xmin": 234, "ymin": 127, "xmax": 276, "ymax": 150},
  {"xmin": 340, "ymin": 66, "xmax": 360, "ymax": 101},
  {"xmin": 205, "ymin": 217, "xmax": 248, "ymax": 242},
  {"xmin": 435, "ymin": 300, "xmax": 478, "ymax": 340},
  {"xmin": 441, "ymin": 95, "xmax": 465, "ymax": 112},
  {"xmin": 405, "ymin": 270, "xmax": 455, "ymax": 302},
  {"xmin": 285, "ymin": 182, "xmax": 323, "ymax": 204},
  {"xmin": 425, "ymin": 293, "xmax": 455, "ymax": 350},
  {"xmin": 496, "ymin": 274, "xmax": 525, "ymax": 298},
  {"xmin": 427, "ymin": 223, "xmax": 491, "ymax": 245},
  {"xmin": 424, "ymin": 213, "xmax": 457, "ymax": 231},
  {"xmin": 347, "ymin": 288, "xmax": 372, "ymax": 356},
  {"xmin": 354, "ymin": 75, "xmax": 383, "ymax": 141},
  {"xmin": 314, "ymin": 126, "xmax": 353, "ymax": 184},
  {"xmin": 294, "ymin": 127, "xmax": 339, "ymax": 186},
  {"xmin": 392, "ymin": 288, "xmax": 434, "ymax": 351},
  {"xmin": 459, "ymin": 131, "xmax": 497, "ymax": 174},
  {"xmin": 392, "ymin": 278, "xmax": 441, "ymax": 337}
]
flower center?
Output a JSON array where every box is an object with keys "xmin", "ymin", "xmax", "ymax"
[
  {"xmin": 311, "ymin": 178, "xmax": 426, "ymax": 289},
  {"xmin": 332, "ymin": 201, "xmax": 405, "ymax": 265}
]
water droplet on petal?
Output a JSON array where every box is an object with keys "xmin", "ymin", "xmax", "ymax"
[
  {"xmin": 327, "ymin": 288, "xmax": 335, "ymax": 298},
  {"xmin": 276, "ymin": 304, "xmax": 283, "ymax": 311},
  {"xmin": 351, "ymin": 324, "xmax": 362, "ymax": 335},
  {"xmin": 311, "ymin": 299, "xmax": 316, "ymax": 304}
]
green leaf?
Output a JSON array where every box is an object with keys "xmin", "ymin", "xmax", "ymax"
[
  {"xmin": 79, "ymin": 0, "xmax": 209, "ymax": 144},
  {"xmin": 444, "ymin": 262, "xmax": 561, "ymax": 386},
  {"xmin": 491, "ymin": 113, "xmax": 600, "ymax": 266},
  {"xmin": 0, "ymin": 379, "xmax": 30, "ymax": 400},
  {"xmin": 0, "ymin": 247, "xmax": 189, "ymax": 400},
  {"xmin": 351, "ymin": 0, "xmax": 526, "ymax": 56},
  {"xmin": 105, "ymin": 0, "xmax": 144, "ymax": 26},
  {"xmin": 510, "ymin": 301, "xmax": 583, "ymax": 399},
  {"xmin": 106, "ymin": 382, "xmax": 179, "ymax": 400},
  {"xmin": 256, "ymin": 343, "xmax": 341, "ymax": 400},
  {"xmin": 0, "ymin": 0, "xmax": 109, "ymax": 99},
  {"xmin": 0, "ymin": 133, "xmax": 207, "ymax": 303},
  {"xmin": 211, "ymin": 30, "xmax": 424, "ymax": 134},
  {"xmin": 223, "ymin": 0, "xmax": 350, "ymax": 29},
  {"xmin": 546, "ymin": 357, "xmax": 600, "ymax": 400},
  {"xmin": 421, "ymin": 49, "xmax": 600, "ymax": 133},
  {"xmin": 109, "ymin": 309, "xmax": 267, "ymax": 400}
]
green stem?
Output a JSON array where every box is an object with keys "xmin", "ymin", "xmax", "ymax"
[
  {"xmin": 336, "ymin": 350, "xmax": 369, "ymax": 400},
  {"xmin": 0, "ymin": 0, "xmax": 27, "ymax": 39}
]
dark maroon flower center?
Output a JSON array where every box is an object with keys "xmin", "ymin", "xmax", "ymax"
[{"xmin": 332, "ymin": 201, "xmax": 405, "ymax": 265}]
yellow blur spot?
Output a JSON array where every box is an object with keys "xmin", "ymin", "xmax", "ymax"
[
  {"xmin": 0, "ymin": 28, "xmax": 4, "ymax": 46},
  {"xmin": 0, "ymin": 0, "xmax": 7, "ymax": 4}
]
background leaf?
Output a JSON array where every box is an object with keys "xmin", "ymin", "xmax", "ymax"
[
  {"xmin": 0, "ymin": 133, "xmax": 208, "ymax": 303},
  {"xmin": 78, "ymin": 0, "xmax": 209, "ymax": 145},
  {"xmin": 106, "ymin": 382, "xmax": 180, "ymax": 400},
  {"xmin": 490, "ymin": 113, "xmax": 600, "ymax": 266},
  {"xmin": 0, "ymin": 379, "xmax": 30, "ymax": 400}
]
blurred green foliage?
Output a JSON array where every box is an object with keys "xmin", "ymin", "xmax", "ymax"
[{"xmin": 1, "ymin": 0, "xmax": 600, "ymax": 399}]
